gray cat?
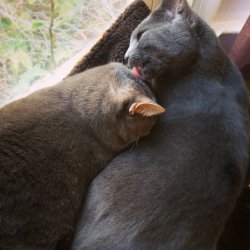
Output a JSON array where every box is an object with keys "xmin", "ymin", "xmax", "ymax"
[
  {"xmin": 72, "ymin": 0, "xmax": 250, "ymax": 249},
  {"xmin": 0, "ymin": 62, "xmax": 164, "ymax": 250}
]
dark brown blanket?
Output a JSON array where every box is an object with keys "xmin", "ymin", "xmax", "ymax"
[{"xmin": 69, "ymin": 0, "xmax": 150, "ymax": 77}]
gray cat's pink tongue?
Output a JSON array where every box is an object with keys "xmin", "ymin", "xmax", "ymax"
[{"xmin": 133, "ymin": 66, "xmax": 141, "ymax": 79}]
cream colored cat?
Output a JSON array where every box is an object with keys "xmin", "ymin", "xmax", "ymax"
[{"xmin": 0, "ymin": 62, "xmax": 164, "ymax": 250}]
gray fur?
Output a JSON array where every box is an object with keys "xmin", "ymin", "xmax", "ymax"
[{"xmin": 72, "ymin": 0, "xmax": 250, "ymax": 249}]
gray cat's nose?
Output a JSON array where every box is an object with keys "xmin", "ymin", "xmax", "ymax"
[{"xmin": 124, "ymin": 51, "xmax": 129, "ymax": 61}]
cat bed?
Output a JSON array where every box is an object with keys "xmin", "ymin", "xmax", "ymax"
[
  {"xmin": 68, "ymin": 0, "xmax": 150, "ymax": 77},
  {"xmin": 67, "ymin": 1, "xmax": 250, "ymax": 249}
]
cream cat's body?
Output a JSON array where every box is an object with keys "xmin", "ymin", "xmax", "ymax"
[{"xmin": 0, "ymin": 63, "xmax": 164, "ymax": 250}]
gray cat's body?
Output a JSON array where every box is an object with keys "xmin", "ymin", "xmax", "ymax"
[
  {"xmin": 73, "ymin": 1, "xmax": 249, "ymax": 249},
  {"xmin": 0, "ymin": 63, "xmax": 164, "ymax": 250}
]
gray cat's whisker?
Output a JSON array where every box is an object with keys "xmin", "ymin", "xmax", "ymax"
[{"xmin": 147, "ymin": 54, "xmax": 163, "ymax": 64}]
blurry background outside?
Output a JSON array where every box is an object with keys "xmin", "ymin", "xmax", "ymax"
[{"xmin": 0, "ymin": 0, "xmax": 133, "ymax": 105}]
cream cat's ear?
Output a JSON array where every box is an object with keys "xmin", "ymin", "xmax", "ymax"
[{"xmin": 129, "ymin": 102, "xmax": 165, "ymax": 117}]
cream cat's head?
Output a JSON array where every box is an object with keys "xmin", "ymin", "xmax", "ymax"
[
  {"xmin": 108, "ymin": 63, "xmax": 165, "ymax": 146},
  {"xmin": 125, "ymin": 0, "xmax": 199, "ymax": 81},
  {"xmin": 103, "ymin": 63, "xmax": 165, "ymax": 147},
  {"xmin": 71, "ymin": 63, "xmax": 165, "ymax": 149}
]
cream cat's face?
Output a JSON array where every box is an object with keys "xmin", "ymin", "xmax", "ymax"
[{"xmin": 125, "ymin": 0, "xmax": 198, "ymax": 81}]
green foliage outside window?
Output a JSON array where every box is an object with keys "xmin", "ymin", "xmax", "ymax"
[{"xmin": 0, "ymin": 0, "xmax": 130, "ymax": 104}]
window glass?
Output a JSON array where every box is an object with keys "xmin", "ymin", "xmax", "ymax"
[{"xmin": 0, "ymin": 0, "xmax": 133, "ymax": 105}]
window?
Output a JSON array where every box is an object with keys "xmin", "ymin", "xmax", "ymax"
[{"xmin": 0, "ymin": 0, "xmax": 133, "ymax": 105}]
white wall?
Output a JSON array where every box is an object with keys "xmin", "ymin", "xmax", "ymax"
[{"xmin": 193, "ymin": 0, "xmax": 250, "ymax": 35}]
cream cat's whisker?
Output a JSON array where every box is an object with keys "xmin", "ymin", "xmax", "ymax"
[
  {"xmin": 120, "ymin": 139, "xmax": 136, "ymax": 150},
  {"xmin": 135, "ymin": 135, "xmax": 140, "ymax": 147},
  {"xmin": 129, "ymin": 136, "xmax": 140, "ymax": 152}
]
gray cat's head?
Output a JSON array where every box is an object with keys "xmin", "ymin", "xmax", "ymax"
[{"xmin": 125, "ymin": 0, "xmax": 199, "ymax": 81}]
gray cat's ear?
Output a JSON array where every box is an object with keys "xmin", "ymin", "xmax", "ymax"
[
  {"xmin": 129, "ymin": 102, "xmax": 165, "ymax": 117},
  {"xmin": 160, "ymin": 0, "xmax": 187, "ymax": 11},
  {"xmin": 160, "ymin": 0, "xmax": 196, "ymax": 27}
]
